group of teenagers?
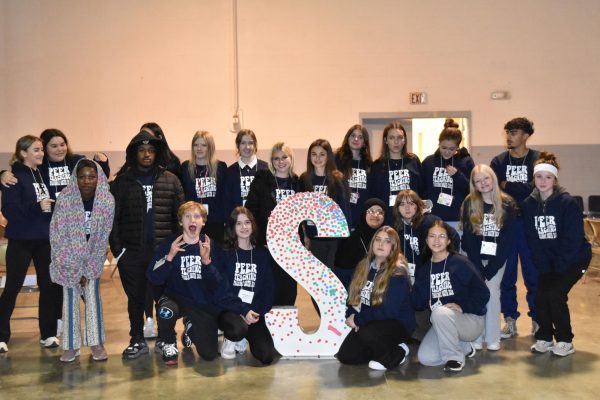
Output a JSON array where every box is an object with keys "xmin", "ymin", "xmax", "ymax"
[{"xmin": 0, "ymin": 116, "xmax": 591, "ymax": 374}]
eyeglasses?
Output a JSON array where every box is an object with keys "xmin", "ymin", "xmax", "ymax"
[
  {"xmin": 427, "ymin": 234, "xmax": 448, "ymax": 240},
  {"xmin": 399, "ymin": 201, "xmax": 416, "ymax": 207},
  {"xmin": 366, "ymin": 209, "xmax": 384, "ymax": 216}
]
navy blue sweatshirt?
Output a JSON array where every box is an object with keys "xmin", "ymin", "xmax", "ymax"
[
  {"xmin": 490, "ymin": 150, "xmax": 540, "ymax": 205},
  {"xmin": 334, "ymin": 155, "xmax": 370, "ymax": 230},
  {"xmin": 412, "ymin": 253, "xmax": 490, "ymax": 316},
  {"xmin": 213, "ymin": 245, "xmax": 274, "ymax": 316},
  {"xmin": 147, "ymin": 234, "xmax": 239, "ymax": 312},
  {"xmin": 1, "ymin": 162, "xmax": 52, "ymax": 240},
  {"xmin": 224, "ymin": 158, "xmax": 269, "ymax": 217},
  {"xmin": 181, "ymin": 160, "xmax": 228, "ymax": 224},
  {"xmin": 397, "ymin": 213, "xmax": 461, "ymax": 271},
  {"xmin": 522, "ymin": 188, "xmax": 592, "ymax": 274},
  {"xmin": 422, "ymin": 148, "xmax": 474, "ymax": 221},
  {"xmin": 298, "ymin": 174, "xmax": 352, "ymax": 238},
  {"xmin": 461, "ymin": 200, "xmax": 517, "ymax": 280},
  {"xmin": 370, "ymin": 156, "xmax": 423, "ymax": 223},
  {"xmin": 40, "ymin": 154, "xmax": 110, "ymax": 201},
  {"xmin": 346, "ymin": 265, "xmax": 416, "ymax": 332}
]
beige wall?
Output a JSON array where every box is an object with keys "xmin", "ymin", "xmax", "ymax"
[{"xmin": 2, "ymin": 0, "xmax": 600, "ymax": 154}]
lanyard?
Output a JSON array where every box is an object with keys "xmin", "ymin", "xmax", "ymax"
[
  {"xmin": 429, "ymin": 255, "xmax": 448, "ymax": 305},
  {"xmin": 402, "ymin": 222, "xmax": 416, "ymax": 265},
  {"xmin": 508, "ymin": 149, "xmax": 529, "ymax": 167},
  {"xmin": 47, "ymin": 158, "xmax": 68, "ymax": 198},
  {"xmin": 29, "ymin": 167, "xmax": 49, "ymax": 199},
  {"xmin": 235, "ymin": 248, "xmax": 254, "ymax": 292},
  {"xmin": 438, "ymin": 155, "xmax": 454, "ymax": 196},
  {"xmin": 388, "ymin": 158, "xmax": 405, "ymax": 196}
]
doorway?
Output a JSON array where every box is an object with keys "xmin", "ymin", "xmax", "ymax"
[{"xmin": 359, "ymin": 111, "xmax": 471, "ymax": 161}]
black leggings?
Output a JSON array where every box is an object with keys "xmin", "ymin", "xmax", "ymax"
[
  {"xmin": 337, "ymin": 319, "xmax": 412, "ymax": 368},
  {"xmin": 0, "ymin": 239, "xmax": 61, "ymax": 342}
]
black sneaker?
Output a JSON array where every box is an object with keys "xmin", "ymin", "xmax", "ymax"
[
  {"xmin": 181, "ymin": 320, "xmax": 193, "ymax": 348},
  {"xmin": 122, "ymin": 339, "xmax": 149, "ymax": 359},
  {"xmin": 467, "ymin": 343, "xmax": 477, "ymax": 358},
  {"xmin": 444, "ymin": 360, "xmax": 464, "ymax": 372},
  {"xmin": 155, "ymin": 340, "xmax": 165, "ymax": 354}
]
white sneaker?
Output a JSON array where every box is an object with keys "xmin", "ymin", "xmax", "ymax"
[
  {"xmin": 368, "ymin": 360, "xmax": 387, "ymax": 370},
  {"xmin": 0, "ymin": 342, "xmax": 7, "ymax": 353},
  {"xmin": 40, "ymin": 336, "xmax": 60, "ymax": 348},
  {"xmin": 221, "ymin": 339, "xmax": 236, "ymax": 359},
  {"xmin": 472, "ymin": 342, "xmax": 483, "ymax": 350},
  {"xmin": 551, "ymin": 342, "xmax": 575, "ymax": 357},
  {"xmin": 143, "ymin": 318, "xmax": 157, "ymax": 339},
  {"xmin": 487, "ymin": 342, "xmax": 501, "ymax": 351},
  {"xmin": 500, "ymin": 317, "xmax": 517, "ymax": 339},
  {"xmin": 234, "ymin": 338, "xmax": 248, "ymax": 354},
  {"xmin": 531, "ymin": 340, "xmax": 554, "ymax": 354},
  {"xmin": 56, "ymin": 319, "xmax": 63, "ymax": 338}
]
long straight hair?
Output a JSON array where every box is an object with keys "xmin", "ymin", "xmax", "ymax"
[
  {"xmin": 348, "ymin": 226, "xmax": 408, "ymax": 307},
  {"xmin": 335, "ymin": 124, "xmax": 372, "ymax": 179},
  {"xmin": 223, "ymin": 207, "xmax": 258, "ymax": 251},
  {"xmin": 460, "ymin": 164, "xmax": 513, "ymax": 234},
  {"xmin": 378, "ymin": 121, "xmax": 415, "ymax": 162},
  {"xmin": 302, "ymin": 139, "xmax": 345, "ymax": 198},
  {"xmin": 188, "ymin": 131, "xmax": 218, "ymax": 180}
]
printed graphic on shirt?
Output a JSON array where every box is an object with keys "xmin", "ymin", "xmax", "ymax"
[
  {"xmin": 505, "ymin": 165, "xmax": 528, "ymax": 183},
  {"xmin": 84, "ymin": 211, "xmax": 92, "ymax": 236},
  {"xmin": 481, "ymin": 213, "xmax": 500, "ymax": 238},
  {"xmin": 33, "ymin": 183, "xmax": 49, "ymax": 202},
  {"xmin": 389, "ymin": 169, "xmax": 410, "ymax": 192},
  {"xmin": 195, "ymin": 177, "xmax": 217, "ymax": 199},
  {"xmin": 240, "ymin": 176, "xmax": 254, "ymax": 199},
  {"xmin": 430, "ymin": 271, "xmax": 454, "ymax": 298},
  {"xmin": 403, "ymin": 233, "xmax": 420, "ymax": 255},
  {"xmin": 48, "ymin": 166, "xmax": 71, "ymax": 187},
  {"xmin": 360, "ymin": 280, "xmax": 374, "ymax": 306},
  {"xmin": 433, "ymin": 167, "xmax": 453, "ymax": 189},
  {"xmin": 233, "ymin": 262, "xmax": 257, "ymax": 289},
  {"xmin": 275, "ymin": 189, "xmax": 295, "ymax": 204},
  {"xmin": 180, "ymin": 255, "xmax": 203, "ymax": 280},
  {"xmin": 313, "ymin": 185, "xmax": 328, "ymax": 195},
  {"xmin": 534, "ymin": 215, "xmax": 557, "ymax": 239},
  {"xmin": 142, "ymin": 185, "xmax": 153, "ymax": 212},
  {"xmin": 349, "ymin": 168, "xmax": 367, "ymax": 190}
]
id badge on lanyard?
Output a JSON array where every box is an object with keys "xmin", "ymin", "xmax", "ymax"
[
  {"xmin": 480, "ymin": 241, "xmax": 497, "ymax": 256},
  {"xmin": 430, "ymin": 298, "xmax": 443, "ymax": 311},
  {"xmin": 389, "ymin": 194, "xmax": 397, "ymax": 207},
  {"xmin": 437, "ymin": 192, "xmax": 453, "ymax": 207},
  {"xmin": 407, "ymin": 262, "xmax": 416, "ymax": 285},
  {"xmin": 350, "ymin": 192, "xmax": 359, "ymax": 204},
  {"xmin": 238, "ymin": 289, "xmax": 254, "ymax": 304}
]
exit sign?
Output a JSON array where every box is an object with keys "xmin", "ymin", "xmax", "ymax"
[{"xmin": 409, "ymin": 92, "xmax": 427, "ymax": 104}]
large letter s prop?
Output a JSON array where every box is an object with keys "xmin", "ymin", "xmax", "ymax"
[{"xmin": 265, "ymin": 192, "xmax": 351, "ymax": 357}]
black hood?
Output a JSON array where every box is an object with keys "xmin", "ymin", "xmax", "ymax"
[{"xmin": 116, "ymin": 131, "xmax": 166, "ymax": 176}]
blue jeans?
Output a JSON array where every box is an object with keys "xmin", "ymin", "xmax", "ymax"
[{"xmin": 500, "ymin": 219, "xmax": 537, "ymax": 320}]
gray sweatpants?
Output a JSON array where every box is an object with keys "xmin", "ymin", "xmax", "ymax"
[
  {"xmin": 474, "ymin": 264, "xmax": 506, "ymax": 346},
  {"xmin": 418, "ymin": 306, "xmax": 484, "ymax": 366}
]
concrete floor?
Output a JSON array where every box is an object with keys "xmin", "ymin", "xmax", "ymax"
[{"xmin": 1, "ymin": 267, "xmax": 600, "ymax": 400}]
